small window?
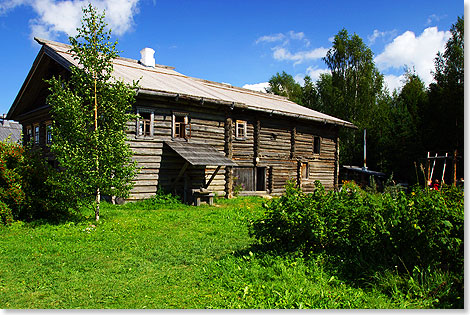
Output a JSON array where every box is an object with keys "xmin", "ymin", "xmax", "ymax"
[
  {"xmin": 138, "ymin": 112, "xmax": 151, "ymax": 136},
  {"xmin": 235, "ymin": 120, "xmax": 247, "ymax": 140},
  {"xmin": 34, "ymin": 125, "xmax": 40, "ymax": 144},
  {"xmin": 136, "ymin": 109, "xmax": 154, "ymax": 137},
  {"xmin": 313, "ymin": 136, "xmax": 321, "ymax": 154},
  {"xmin": 172, "ymin": 112, "xmax": 190, "ymax": 139},
  {"xmin": 46, "ymin": 124, "xmax": 52, "ymax": 145},
  {"xmin": 301, "ymin": 162, "xmax": 309, "ymax": 180},
  {"xmin": 26, "ymin": 126, "xmax": 32, "ymax": 143}
]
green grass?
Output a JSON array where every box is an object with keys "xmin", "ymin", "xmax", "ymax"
[{"xmin": 0, "ymin": 197, "xmax": 442, "ymax": 308}]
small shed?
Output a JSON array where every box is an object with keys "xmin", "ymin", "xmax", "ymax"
[
  {"xmin": 0, "ymin": 116, "xmax": 22, "ymax": 143},
  {"xmin": 340, "ymin": 165, "xmax": 386, "ymax": 190}
]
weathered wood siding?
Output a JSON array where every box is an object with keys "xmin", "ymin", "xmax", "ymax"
[
  {"xmin": 229, "ymin": 112, "xmax": 339, "ymax": 195},
  {"xmin": 126, "ymin": 97, "xmax": 228, "ymax": 201}
]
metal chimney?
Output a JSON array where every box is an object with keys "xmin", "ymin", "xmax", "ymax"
[{"xmin": 140, "ymin": 48, "xmax": 155, "ymax": 67}]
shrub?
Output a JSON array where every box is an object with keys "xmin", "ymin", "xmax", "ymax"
[
  {"xmin": 0, "ymin": 140, "xmax": 78, "ymax": 224},
  {"xmin": 0, "ymin": 199, "xmax": 13, "ymax": 225},
  {"xmin": 249, "ymin": 181, "xmax": 464, "ymax": 278}
]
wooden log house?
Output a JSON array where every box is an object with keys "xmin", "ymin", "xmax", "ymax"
[{"xmin": 7, "ymin": 38, "xmax": 356, "ymax": 203}]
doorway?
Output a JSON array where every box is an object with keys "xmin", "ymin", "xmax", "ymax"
[{"xmin": 233, "ymin": 166, "xmax": 266, "ymax": 192}]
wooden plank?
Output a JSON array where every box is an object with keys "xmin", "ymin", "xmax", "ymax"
[{"xmin": 204, "ymin": 165, "xmax": 221, "ymax": 189}]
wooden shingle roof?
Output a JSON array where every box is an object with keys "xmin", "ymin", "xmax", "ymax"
[{"xmin": 165, "ymin": 141, "xmax": 237, "ymax": 166}]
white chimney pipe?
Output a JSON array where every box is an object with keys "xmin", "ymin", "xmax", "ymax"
[{"xmin": 140, "ymin": 48, "xmax": 155, "ymax": 67}]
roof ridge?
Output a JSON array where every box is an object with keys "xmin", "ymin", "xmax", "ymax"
[
  {"xmin": 190, "ymin": 77, "xmax": 291, "ymax": 102},
  {"xmin": 34, "ymin": 37, "xmax": 175, "ymax": 70}
]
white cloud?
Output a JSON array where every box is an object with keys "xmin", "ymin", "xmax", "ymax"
[
  {"xmin": 255, "ymin": 30, "xmax": 310, "ymax": 46},
  {"xmin": 272, "ymin": 46, "xmax": 329, "ymax": 65},
  {"xmin": 242, "ymin": 82, "xmax": 270, "ymax": 93},
  {"xmin": 426, "ymin": 14, "xmax": 447, "ymax": 26},
  {"xmin": 255, "ymin": 33, "xmax": 285, "ymax": 44},
  {"xmin": 367, "ymin": 29, "xmax": 397, "ymax": 45},
  {"xmin": 374, "ymin": 27, "xmax": 451, "ymax": 85},
  {"xmin": 0, "ymin": 0, "xmax": 140, "ymax": 39},
  {"xmin": 306, "ymin": 66, "xmax": 330, "ymax": 81},
  {"xmin": 383, "ymin": 74, "xmax": 406, "ymax": 93}
]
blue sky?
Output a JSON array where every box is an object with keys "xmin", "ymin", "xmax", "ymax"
[{"xmin": 0, "ymin": 0, "xmax": 464, "ymax": 116}]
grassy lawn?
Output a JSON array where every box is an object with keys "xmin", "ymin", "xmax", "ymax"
[{"xmin": 0, "ymin": 196, "xmax": 436, "ymax": 309}]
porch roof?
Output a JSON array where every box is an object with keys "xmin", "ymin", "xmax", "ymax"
[{"xmin": 165, "ymin": 141, "xmax": 237, "ymax": 167}]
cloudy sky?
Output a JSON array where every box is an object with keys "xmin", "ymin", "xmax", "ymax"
[{"xmin": 0, "ymin": 0, "xmax": 463, "ymax": 115}]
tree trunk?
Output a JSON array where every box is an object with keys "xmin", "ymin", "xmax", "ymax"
[{"xmin": 95, "ymin": 188, "xmax": 100, "ymax": 221}]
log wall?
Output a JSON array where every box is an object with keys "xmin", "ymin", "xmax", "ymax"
[{"xmin": 125, "ymin": 96, "xmax": 340, "ymax": 201}]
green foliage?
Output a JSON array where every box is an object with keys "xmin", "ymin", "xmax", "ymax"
[
  {"xmin": 266, "ymin": 71, "xmax": 303, "ymax": 105},
  {"xmin": 0, "ymin": 140, "xmax": 25, "ymax": 222},
  {"xmin": 46, "ymin": 4, "xmax": 139, "ymax": 220},
  {"xmin": 425, "ymin": 16, "xmax": 464, "ymax": 174},
  {"xmin": 0, "ymin": 196, "xmax": 449, "ymax": 308},
  {"xmin": 266, "ymin": 17, "xmax": 464, "ymax": 185},
  {"xmin": 0, "ymin": 199, "xmax": 13, "ymax": 225},
  {"xmin": 250, "ymin": 181, "xmax": 464, "ymax": 282},
  {"xmin": 0, "ymin": 140, "xmax": 78, "ymax": 224}
]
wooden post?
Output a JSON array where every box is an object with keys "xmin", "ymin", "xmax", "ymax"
[
  {"xmin": 430, "ymin": 152, "xmax": 438, "ymax": 181},
  {"xmin": 224, "ymin": 115, "xmax": 233, "ymax": 198},
  {"xmin": 290, "ymin": 126, "xmax": 296, "ymax": 159},
  {"xmin": 441, "ymin": 152, "xmax": 448, "ymax": 184},
  {"xmin": 453, "ymin": 149, "xmax": 458, "ymax": 186},
  {"xmin": 205, "ymin": 165, "xmax": 221, "ymax": 189},
  {"xmin": 296, "ymin": 160, "xmax": 301, "ymax": 188},
  {"xmin": 268, "ymin": 166, "xmax": 273, "ymax": 194},
  {"xmin": 254, "ymin": 119, "xmax": 260, "ymax": 166},
  {"xmin": 334, "ymin": 136, "xmax": 340, "ymax": 190},
  {"xmin": 172, "ymin": 161, "xmax": 189, "ymax": 190},
  {"xmin": 426, "ymin": 152, "xmax": 430, "ymax": 184}
]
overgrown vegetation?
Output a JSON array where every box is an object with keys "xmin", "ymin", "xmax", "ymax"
[
  {"xmin": 0, "ymin": 140, "xmax": 79, "ymax": 224},
  {"xmin": 0, "ymin": 188, "xmax": 463, "ymax": 309},
  {"xmin": 249, "ymin": 181, "xmax": 464, "ymax": 308}
]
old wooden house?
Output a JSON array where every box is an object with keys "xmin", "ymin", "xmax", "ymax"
[{"xmin": 7, "ymin": 38, "xmax": 355, "ymax": 203}]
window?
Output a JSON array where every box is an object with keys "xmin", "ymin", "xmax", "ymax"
[
  {"xmin": 313, "ymin": 136, "xmax": 321, "ymax": 154},
  {"xmin": 34, "ymin": 125, "xmax": 40, "ymax": 144},
  {"xmin": 138, "ymin": 112, "xmax": 151, "ymax": 136},
  {"xmin": 136, "ymin": 108, "xmax": 154, "ymax": 137},
  {"xmin": 301, "ymin": 162, "xmax": 309, "ymax": 180},
  {"xmin": 172, "ymin": 112, "xmax": 190, "ymax": 139},
  {"xmin": 235, "ymin": 120, "xmax": 247, "ymax": 140},
  {"xmin": 46, "ymin": 123, "xmax": 52, "ymax": 145},
  {"xmin": 26, "ymin": 126, "xmax": 32, "ymax": 143}
]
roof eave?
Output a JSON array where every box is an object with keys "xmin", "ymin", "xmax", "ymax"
[{"xmin": 136, "ymin": 88, "xmax": 357, "ymax": 129}]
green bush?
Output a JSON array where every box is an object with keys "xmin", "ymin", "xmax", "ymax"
[
  {"xmin": 0, "ymin": 199, "xmax": 13, "ymax": 225},
  {"xmin": 249, "ymin": 181, "xmax": 464, "ymax": 277},
  {"xmin": 0, "ymin": 140, "xmax": 78, "ymax": 224}
]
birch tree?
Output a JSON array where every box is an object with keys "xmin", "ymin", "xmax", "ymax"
[{"xmin": 47, "ymin": 4, "xmax": 138, "ymax": 221}]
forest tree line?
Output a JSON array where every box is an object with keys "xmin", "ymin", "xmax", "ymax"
[{"xmin": 266, "ymin": 16, "xmax": 464, "ymax": 186}]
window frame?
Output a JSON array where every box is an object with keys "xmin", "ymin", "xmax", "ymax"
[
  {"xmin": 33, "ymin": 124, "xmax": 40, "ymax": 144},
  {"xmin": 136, "ymin": 108, "xmax": 155, "ymax": 138},
  {"xmin": 313, "ymin": 136, "xmax": 321, "ymax": 155},
  {"xmin": 172, "ymin": 111, "xmax": 191, "ymax": 139},
  {"xmin": 301, "ymin": 162, "xmax": 309, "ymax": 180},
  {"xmin": 26, "ymin": 126, "xmax": 32, "ymax": 144},
  {"xmin": 45, "ymin": 122, "xmax": 52, "ymax": 145},
  {"xmin": 235, "ymin": 120, "xmax": 247, "ymax": 140}
]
